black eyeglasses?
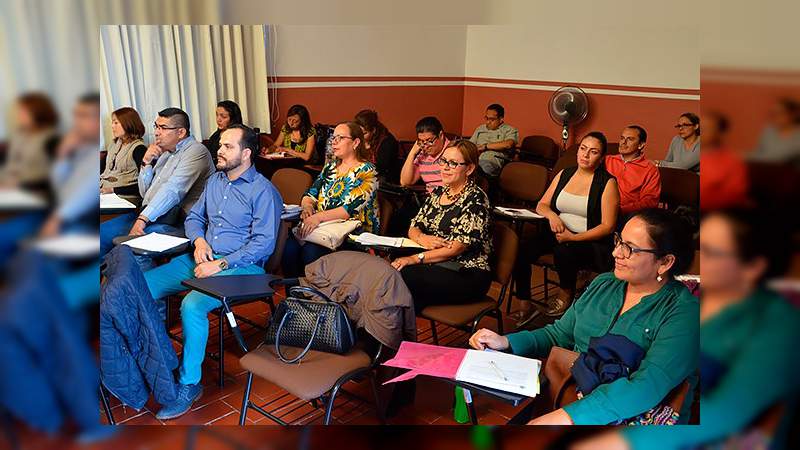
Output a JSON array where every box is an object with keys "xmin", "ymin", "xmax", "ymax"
[
  {"xmin": 153, "ymin": 123, "xmax": 180, "ymax": 131},
  {"xmin": 436, "ymin": 157, "xmax": 468, "ymax": 169},
  {"xmin": 330, "ymin": 135, "xmax": 354, "ymax": 144},
  {"xmin": 674, "ymin": 123, "xmax": 694, "ymax": 129},
  {"xmin": 613, "ymin": 233, "xmax": 660, "ymax": 259},
  {"xmin": 416, "ymin": 136, "xmax": 439, "ymax": 148},
  {"xmin": 484, "ymin": 116, "xmax": 500, "ymax": 121}
]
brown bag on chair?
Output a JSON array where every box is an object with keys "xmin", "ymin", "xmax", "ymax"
[{"xmin": 543, "ymin": 346, "xmax": 580, "ymax": 410}]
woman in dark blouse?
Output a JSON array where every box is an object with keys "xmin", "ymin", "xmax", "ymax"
[
  {"xmin": 391, "ymin": 140, "xmax": 492, "ymax": 313},
  {"xmin": 355, "ymin": 109, "xmax": 400, "ymax": 183},
  {"xmin": 206, "ymin": 100, "xmax": 243, "ymax": 163}
]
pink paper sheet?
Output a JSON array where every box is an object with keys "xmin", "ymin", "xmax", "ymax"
[{"xmin": 381, "ymin": 341, "xmax": 467, "ymax": 384}]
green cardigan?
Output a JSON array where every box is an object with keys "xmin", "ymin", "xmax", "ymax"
[
  {"xmin": 624, "ymin": 289, "xmax": 800, "ymax": 449},
  {"xmin": 506, "ymin": 272, "xmax": 699, "ymax": 425}
]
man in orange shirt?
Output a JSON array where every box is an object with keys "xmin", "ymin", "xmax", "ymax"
[{"xmin": 604, "ymin": 125, "xmax": 661, "ymax": 216}]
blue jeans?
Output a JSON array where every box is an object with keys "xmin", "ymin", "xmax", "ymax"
[{"xmin": 144, "ymin": 253, "xmax": 264, "ymax": 385}]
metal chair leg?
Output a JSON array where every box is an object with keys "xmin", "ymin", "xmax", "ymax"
[
  {"xmin": 495, "ymin": 308, "xmax": 504, "ymax": 335},
  {"xmin": 239, "ymin": 373, "xmax": 253, "ymax": 425},
  {"xmin": 429, "ymin": 319, "xmax": 439, "ymax": 345},
  {"xmin": 218, "ymin": 316, "xmax": 225, "ymax": 388},
  {"xmin": 100, "ymin": 385, "xmax": 115, "ymax": 425},
  {"xmin": 506, "ymin": 275, "xmax": 515, "ymax": 314},
  {"xmin": 369, "ymin": 374, "xmax": 386, "ymax": 424},
  {"xmin": 323, "ymin": 385, "xmax": 341, "ymax": 425}
]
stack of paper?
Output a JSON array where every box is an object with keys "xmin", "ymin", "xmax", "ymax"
[
  {"xmin": 34, "ymin": 234, "xmax": 100, "ymax": 258},
  {"xmin": 0, "ymin": 189, "xmax": 47, "ymax": 210},
  {"xmin": 100, "ymin": 193, "xmax": 136, "ymax": 210},
  {"xmin": 352, "ymin": 232, "xmax": 423, "ymax": 248},
  {"xmin": 494, "ymin": 206, "xmax": 544, "ymax": 219},
  {"xmin": 122, "ymin": 232, "xmax": 189, "ymax": 253},
  {"xmin": 282, "ymin": 204, "xmax": 302, "ymax": 220}
]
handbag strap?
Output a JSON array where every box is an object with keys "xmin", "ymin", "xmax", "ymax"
[
  {"xmin": 274, "ymin": 310, "xmax": 325, "ymax": 364},
  {"xmin": 288, "ymin": 286, "xmax": 356, "ymax": 345}
]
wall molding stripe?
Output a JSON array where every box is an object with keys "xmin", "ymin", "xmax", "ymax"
[{"xmin": 272, "ymin": 76, "xmax": 700, "ymax": 100}]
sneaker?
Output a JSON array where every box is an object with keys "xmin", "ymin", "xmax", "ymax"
[
  {"xmin": 155, "ymin": 383, "xmax": 203, "ymax": 420},
  {"xmin": 545, "ymin": 298, "xmax": 569, "ymax": 317}
]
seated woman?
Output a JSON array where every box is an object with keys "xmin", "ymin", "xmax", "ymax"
[
  {"xmin": 205, "ymin": 100, "xmax": 243, "ymax": 163},
  {"xmin": 514, "ymin": 131, "xmax": 619, "ymax": 317},
  {"xmin": 470, "ymin": 209, "xmax": 698, "ymax": 426},
  {"xmin": 570, "ymin": 209, "xmax": 800, "ymax": 450},
  {"xmin": 355, "ymin": 109, "xmax": 400, "ymax": 183},
  {"xmin": 263, "ymin": 104, "xmax": 316, "ymax": 162},
  {"xmin": 281, "ymin": 121, "xmax": 379, "ymax": 277},
  {"xmin": 0, "ymin": 92, "xmax": 60, "ymax": 192},
  {"xmin": 655, "ymin": 112, "xmax": 700, "ymax": 172},
  {"xmin": 390, "ymin": 140, "xmax": 492, "ymax": 314},
  {"xmin": 100, "ymin": 107, "xmax": 147, "ymax": 199}
]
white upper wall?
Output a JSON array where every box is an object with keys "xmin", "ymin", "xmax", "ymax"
[
  {"xmin": 272, "ymin": 25, "xmax": 467, "ymax": 77},
  {"xmin": 464, "ymin": 24, "xmax": 699, "ymax": 89}
]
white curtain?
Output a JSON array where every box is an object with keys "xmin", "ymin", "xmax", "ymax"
[{"xmin": 99, "ymin": 25, "xmax": 270, "ymax": 147}]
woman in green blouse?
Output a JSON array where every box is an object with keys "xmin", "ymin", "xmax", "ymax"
[
  {"xmin": 570, "ymin": 209, "xmax": 800, "ymax": 450},
  {"xmin": 470, "ymin": 208, "xmax": 698, "ymax": 425},
  {"xmin": 281, "ymin": 121, "xmax": 379, "ymax": 277},
  {"xmin": 391, "ymin": 140, "xmax": 493, "ymax": 313},
  {"xmin": 263, "ymin": 104, "xmax": 316, "ymax": 161}
]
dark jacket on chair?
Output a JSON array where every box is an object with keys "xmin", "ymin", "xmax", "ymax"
[{"xmin": 100, "ymin": 246, "xmax": 178, "ymax": 410}]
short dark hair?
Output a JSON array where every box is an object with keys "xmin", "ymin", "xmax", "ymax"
[
  {"xmin": 680, "ymin": 112, "xmax": 700, "ymax": 136},
  {"xmin": 705, "ymin": 208, "xmax": 790, "ymax": 283},
  {"xmin": 225, "ymin": 123, "xmax": 259, "ymax": 163},
  {"xmin": 79, "ymin": 92, "xmax": 101, "ymax": 106},
  {"xmin": 579, "ymin": 131, "xmax": 608, "ymax": 155},
  {"xmin": 633, "ymin": 208, "xmax": 695, "ymax": 277},
  {"xmin": 487, "ymin": 103, "xmax": 505, "ymax": 118},
  {"xmin": 158, "ymin": 107, "xmax": 190, "ymax": 133},
  {"xmin": 216, "ymin": 100, "xmax": 243, "ymax": 127},
  {"xmin": 415, "ymin": 116, "xmax": 443, "ymax": 136},
  {"xmin": 626, "ymin": 125, "xmax": 647, "ymax": 143}
]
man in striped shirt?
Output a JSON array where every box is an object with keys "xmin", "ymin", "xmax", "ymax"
[{"xmin": 400, "ymin": 116, "xmax": 451, "ymax": 192}]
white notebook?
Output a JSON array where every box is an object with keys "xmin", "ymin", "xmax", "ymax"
[
  {"xmin": 100, "ymin": 193, "xmax": 136, "ymax": 210},
  {"xmin": 455, "ymin": 349, "xmax": 540, "ymax": 397},
  {"xmin": 122, "ymin": 232, "xmax": 189, "ymax": 253},
  {"xmin": 494, "ymin": 206, "xmax": 544, "ymax": 220},
  {"xmin": 33, "ymin": 234, "xmax": 100, "ymax": 258},
  {"xmin": 352, "ymin": 232, "xmax": 424, "ymax": 249},
  {"xmin": 0, "ymin": 189, "xmax": 47, "ymax": 210}
]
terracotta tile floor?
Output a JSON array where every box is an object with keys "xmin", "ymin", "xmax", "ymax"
[{"xmin": 100, "ymin": 269, "xmax": 557, "ymax": 427}]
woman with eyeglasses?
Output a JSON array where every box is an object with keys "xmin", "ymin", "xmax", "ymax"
[
  {"xmin": 513, "ymin": 131, "xmax": 619, "ymax": 318},
  {"xmin": 263, "ymin": 104, "xmax": 316, "ymax": 161},
  {"xmin": 391, "ymin": 140, "xmax": 492, "ymax": 313},
  {"xmin": 470, "ymin": 208, "xmax": 698, "ymax": 426},
  {"xmin": 281, "ymin": 121, "xmax": 379, "ymax": 277},
  {"xmin": 567, "ymin": 208, "xmax": 799, "ymax": 450},
  {"xmin": 655, "ymin": 112, "xmax": 700, "ymax": 172}
]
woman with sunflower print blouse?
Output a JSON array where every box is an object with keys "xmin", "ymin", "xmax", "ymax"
[
  {"xmin": 391, "ymin": 140, "xmax": 493, "ymax": 313},
  {"xmin": 281, "ymin": 121, "xmax": 380, "ymax": 277}
]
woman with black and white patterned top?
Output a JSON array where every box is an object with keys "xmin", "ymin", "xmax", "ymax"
[{"xmin": 391, "ymin": 140, "xmax": 493, "ymax": 313}]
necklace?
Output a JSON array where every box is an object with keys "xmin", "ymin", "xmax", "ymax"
[{"xmin": 444, "ymin": 183, "xmax": 466, "ymax": 201}]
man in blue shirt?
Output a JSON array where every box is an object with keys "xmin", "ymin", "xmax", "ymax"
[
  {"xmin": 144, "ymin": 124, "xmax": 283, "ymax": 420},
  {"xmin": 99, "ymin": 107, "xmax": 214, "ymax": 257}
]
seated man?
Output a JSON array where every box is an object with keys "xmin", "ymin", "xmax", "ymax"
[
  {"xmin": 470, "ymin": 103, "xmax": 519, "ymax": 177},
  {"xmin": 604, "ymin": 125, "xmax": 661, "ymax": 217},
  {"xmin": 144, "ymin": 124, "xmax": 283, "ymax": 420},
  {"xmin": 100, "ymin": 107, "xmax": 214, "ymax": 256},
  {"xmin": 400, "ymin": 116, "xmax": 451, "ymax": 193}
]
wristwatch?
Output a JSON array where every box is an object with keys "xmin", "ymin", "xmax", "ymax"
[
  {"xmin": 218, "ymin": 258, "xmax": 229, "ymax": 270},
  {"xmin": 416, "ymin": 253, "xmax": 425, "ymax": 264}
]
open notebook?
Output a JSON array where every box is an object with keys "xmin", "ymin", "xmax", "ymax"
[
  {"xmin": 100, "ymin": 193, "xmax": 136, "ymax": 210},
  {"xmin": 351, "ymin": 232, "xmax": 424, "ymax": 249}
]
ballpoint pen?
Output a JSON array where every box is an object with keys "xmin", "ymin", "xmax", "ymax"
[{"xmin": 488, "ymin": 360, "xmax": 508, "ymax": 382}]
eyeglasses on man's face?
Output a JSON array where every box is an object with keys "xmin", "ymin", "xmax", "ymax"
[
  {"xmin": 416, "ymin": 136, "xmax": 439, "ymax": 148},
  {"xmin": 153, "ymin": 122, "xmax": 180, "ymax": 131},
  {"xmin": 613, "ymin": 232, "xmax": 660, "ymax": 259}
]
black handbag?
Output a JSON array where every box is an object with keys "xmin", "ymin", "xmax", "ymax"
[{"xmin": 264, "ymin": 285, "xmax": 356, "ymax": 364}]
